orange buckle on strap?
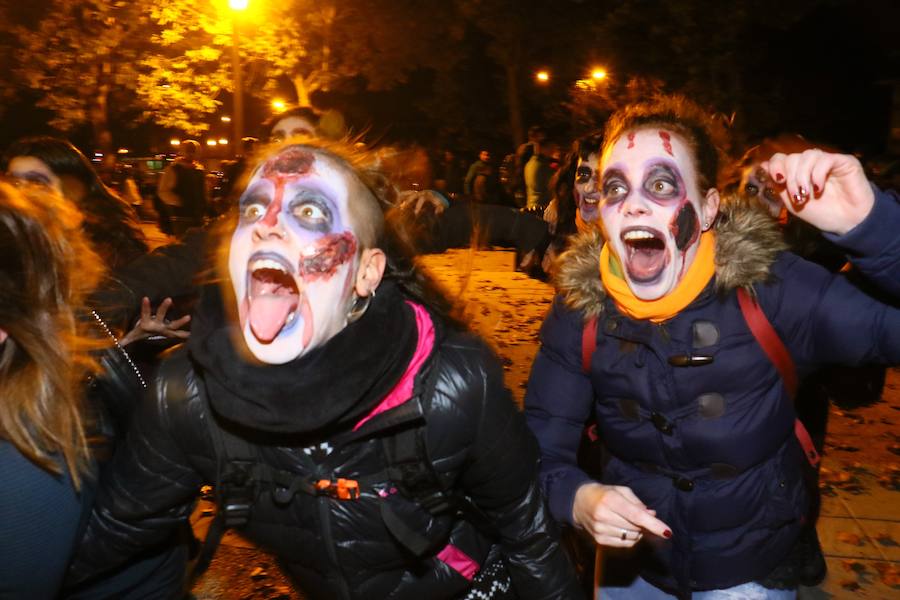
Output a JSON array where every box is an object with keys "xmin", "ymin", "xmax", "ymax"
[{"xmin": 314, "ymin": 478, "xmax": 360, "ymax": 500}]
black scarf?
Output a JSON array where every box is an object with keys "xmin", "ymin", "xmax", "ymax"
[{"xmin": 188, "ymin": 281, "xmax": 418, "ymax": 435}]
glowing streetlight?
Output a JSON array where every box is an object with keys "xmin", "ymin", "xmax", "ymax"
[
  {"xmin": 229, "ymin": 0, "xmax": 249, "ymax": 156},
  {"xmin": 535, "ymin": 70, "xmax": 550, "ymax": 83},
  {"xmin": 272, "ymin": 99, "xmax": 287, "ymax": 113},
  {"xmin": 117, "ymin": 148, "xmax": 129, "ymax": 154},
  {"xmin": 221, "ymin": 115, "xmax": 232, "ymax": 123},
  {"xmin": 207, "ymin": 139, "xmax": 218, "ymax": 146},
  {"xmin": 170, "ymin": 139, "xmax": 181, "ymax": 146},
  {"xmin": 218, "ymin": 138, "xmax": 229, "ymax": 145},
  {"xmin": 591, "ymin": 68, "xmax": 607, "ymax": 81}
]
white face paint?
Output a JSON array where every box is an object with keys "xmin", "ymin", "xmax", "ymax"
[
  {"xmin": 599, "ymin": 128, "xmax": 712, "ymax": 300},
  {"xmin": 574, "ymin": 152, "xmax": 601, "ymax": 223},
  {"xmin": 7, "ymin": 156, "xmax": 63, "ymax": 193},
  {"xmin": 270, "ymin": 116, "xmax": 316, "ymax": 143},
  {"xmin": 229, "ymin": 147, "xmax": 359, "ymax": 364}
]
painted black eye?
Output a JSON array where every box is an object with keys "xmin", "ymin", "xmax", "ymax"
[
  {"xmin": 575, "ymin": 167, "xmax": 594, "ymax": 184},
  {"xmin": 605, "ymin": 183, "xmax": 627, "ymax": 200},
  {"xmin": 651, "ymin": 179, "xmax": 675, "ymax": 195},
  {"xmin": 744, "ymin": 183, "xmax": 759, "ymax": 196},
  {"xmin": 290, "ymin": 198, "xmax": 332, "ymax": 231},
  {"xmin": 293, "ymin": 202, "xmax": 326, "ymax": 221}
]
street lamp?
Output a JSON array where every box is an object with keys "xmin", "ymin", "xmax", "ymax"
[
  {"xmin": 591, "ymin": 68, "xmax": 607, "ymax": 81},
  {"xmin": 272, "ymin": 99, "xmax": 287, "ymax": 113},
  {"xmin": 229, "ymin": 0, "xmax": 248, "ymax": 156},
  {"xmin": 535, "ymin": 70, "xmax": 550, "ymax": 83}
]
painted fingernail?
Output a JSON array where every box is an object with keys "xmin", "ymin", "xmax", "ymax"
[
  {"xmin": 663, "ymin": 529, "xmax": 672, "ymax": 538},
  {"xmin": 775, "ymin": 173, "xmax": 784, "ymax": 182},
  {"xmin": 798, "ymin": 186, "xmax": 808, "ymax": 198},
  {"xmin": 813, "ymin": 184, "xmax": 820, "ymax": 195}
]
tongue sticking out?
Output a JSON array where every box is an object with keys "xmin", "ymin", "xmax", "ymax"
[
  {"xmin": 625, "ymin": 237, "xmax": 668, "ymax": 283},
  {"xmin": 248, "ymin": 270, "xmax": 299, "ymax": 343}
]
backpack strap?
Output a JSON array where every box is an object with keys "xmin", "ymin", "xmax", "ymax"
[
  {"xmin": 191, "ymin": 413, "xmax": 261, "ymax": 580},
  {"xmin": 582, "ymin": 316, "xmax": 599, "ymax": 374},
  {"xmin": 736, "ymin": 288, "xmax": 820, "ymax": 467}
]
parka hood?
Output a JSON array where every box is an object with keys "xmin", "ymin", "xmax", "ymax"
[{"xmin": 555, "ymin": 197, "xmax": 788, "ymax": 320}]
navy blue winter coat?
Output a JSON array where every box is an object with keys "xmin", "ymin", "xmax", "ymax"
[{"xmin": 525, "ymin": 190, "xmax": 900, "ymax": 594}]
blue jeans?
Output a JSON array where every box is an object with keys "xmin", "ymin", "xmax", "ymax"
[{"xmin": 601, "ymin": 575, "xmax": 796, "ymax": 599}]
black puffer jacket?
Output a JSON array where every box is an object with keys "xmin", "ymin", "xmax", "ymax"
[{"xmin": 70, "ymin": 298, "xmax": 580, "ymax": 599}]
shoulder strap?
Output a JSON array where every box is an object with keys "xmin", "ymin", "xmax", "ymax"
[
  {"xmin": 191, "ymin": 409, "xmax": 260, "ymax": 580},
  {"xmin": 381, "ymin": 418, "xmax": 499, "ymax": 556},
  {"xmin": 736, "ymin": 287, "xmax": 820, "ymax": 467},
  {"xmin": 582, "ymin": 316, "xmax": 599, "ymax": 374}
]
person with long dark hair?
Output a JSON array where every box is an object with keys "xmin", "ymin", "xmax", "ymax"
[
  {"xmin": 68, "ymin": 139, "xmax": 581, "ymax": 599},
  {"xmin": 0, "ymin": 182, "xmax": 186, "ymax": 598},
  {"xmin": 2, "ymin": 137, "xmax": 148, "ymax": 271}
]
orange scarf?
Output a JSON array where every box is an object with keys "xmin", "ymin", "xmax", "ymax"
[{"xmin": 600, "ymin": 232, "xmax": 716, "ymax": 323}]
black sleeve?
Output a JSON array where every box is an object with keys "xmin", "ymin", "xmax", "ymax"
[
  {"xmin": 436, "ymin": 339, "xmax": 584, "ymax": 599},
  {"xmin": 67, "ymin": 359, "xmax": 204, "ymax": 585}
]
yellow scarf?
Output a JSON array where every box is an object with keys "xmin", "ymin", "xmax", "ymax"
[{"xmin": 600, "ymin": 232, "xmax": 716, "ymax": 323}]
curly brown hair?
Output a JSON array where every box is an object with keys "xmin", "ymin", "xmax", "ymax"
[
  {"xmin": 602, "ymin": 94, "xmax": 730, "ymax": 194},
  {"xmin": 0, "ymin": 181, "xmax": 104, "ymax": 489}
]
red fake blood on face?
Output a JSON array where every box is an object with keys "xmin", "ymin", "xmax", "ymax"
[
  {"xmin": 298, "ymin": 231, "xmax": 358, "ymax": 282},
  {"xmin": 259, "ymin": 148, "xmax": 317, "ymax": 227},
  {"xmin": 659, "ymin": 131, "xmax": 674, "ymax": 157},
  {"xmin": 627, "ymin": 132, "xmax": 635, "ymax": 149},
  {"xmin": 669, "ymin": 200, "xmax": 700, "ymax": 251}
]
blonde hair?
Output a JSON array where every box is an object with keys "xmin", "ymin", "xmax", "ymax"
[{"xmin": 0, "ymin": 181, "xmax": 104, "ymax": 489}]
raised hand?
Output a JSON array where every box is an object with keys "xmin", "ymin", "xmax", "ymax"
[
  {"xmin": 761, "ymin": 149, "xmax": 875, "ymax": 236},
  {"xmin": 572, "ymin": 482, "xmax": 671, "ymax": 548},
  {"xmin": 119, "ymin": 297, "xmax": 191, "ymax": 347}
]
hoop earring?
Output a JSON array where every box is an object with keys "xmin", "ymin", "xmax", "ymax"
[{"xmin": 346, "ymin": 294, "xmax": 372, "ymax": 324}]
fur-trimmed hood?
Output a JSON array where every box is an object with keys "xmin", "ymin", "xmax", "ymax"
[{"xmin": 555, "ymin": 199, "xmax": 787, "ymax": 319}]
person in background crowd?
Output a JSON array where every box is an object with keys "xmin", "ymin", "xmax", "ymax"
[
  {"xmin": 68, "ymin": 139, "xmax": 582, "ymax": 599},
  {"xmin": 158, "ymin": 139, "xmax": 207, "ymax": 236},
  {"xmin": 0, "ymin": 182, "xmax": 187, "ymax": 599},
  {"xmin": 524, "ymin": 138, "xmax": 555, "ymax": 212},
  {"xmin": 542, "ymin": 133, "xmax": 604, "ymax": 276},
  {"xmin": 264, "ymin": 105, "xmax": 348, "ymax": 143},
  {"xmin": 514, "ymin": 126, "xmax": 547, "ymax": 206},
  {"xmin": 434, "ymin": 149, "xmax": 464, "ymax": 198},
  {"xmin": 2, "ymin": 136, "xmax": 148, "ymax": 271},
  {"xmin": 464, "ymin": 149, "xmax": 494, "ymax": 202},
  {"xmin": 525, "ymin": 95, "xmax": 900, "ymax": 599}
]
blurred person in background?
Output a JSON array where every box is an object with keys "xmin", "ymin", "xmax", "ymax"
[
  {"xmin": 0, "ymin": 182, "xmax": 187, "ymax": 599},
  {"xmin": 2, "ymin": 136, "xmax": 148, "ymax": 271},
  {"xmin": 157, "ymin": 139, "xmax": 207, "ymax": 236}
]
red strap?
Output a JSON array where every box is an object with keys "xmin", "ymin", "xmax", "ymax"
[
  {"xmin": 736, "ymin": 288, "xmax": 798, "ymax": 397},
  {"xmin": 737, "ymin": 288, "xmax": 820, "ymax": 467},
  {"xmin": 582, "ymin": 317, "xmax": 598, "ymax": 374}
]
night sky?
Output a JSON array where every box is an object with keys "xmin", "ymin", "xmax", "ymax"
[{"xmin": 1, "ymin": 0, "xmax": 898, "ymax": 160}]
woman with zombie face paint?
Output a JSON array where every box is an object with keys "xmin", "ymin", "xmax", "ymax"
[
  {"xmin": 67, "ymin": 140, "xmax": 582, "ymax": 599},
  {"xmin": 524, "ymin": 95, "xmax": 900, "ymax": 598}
]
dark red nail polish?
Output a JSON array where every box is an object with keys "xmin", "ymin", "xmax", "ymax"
[
  {"xmin": 813, "ymin": 184, "xmax": 820, "ymax": 195},
  {"xmin": 663, "ymin": 529, "xmax": 672, "ymax": 539},
  {"xmin": 775, "ymin": 173, "xmax": 784, "ymax": 182}
]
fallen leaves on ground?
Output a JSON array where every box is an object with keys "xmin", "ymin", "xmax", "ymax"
[{"xmin": 836, "ymin": 532, "xmax": 866, "ymax": 546}]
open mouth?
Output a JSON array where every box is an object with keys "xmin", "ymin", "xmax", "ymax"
[
  {"xmin": 621, "ymin": 227, "xmax": 669, "ymax": 283},
  {"xmin": 246, "ymin": 253, "xmax": 300, "ymax": 343}
]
